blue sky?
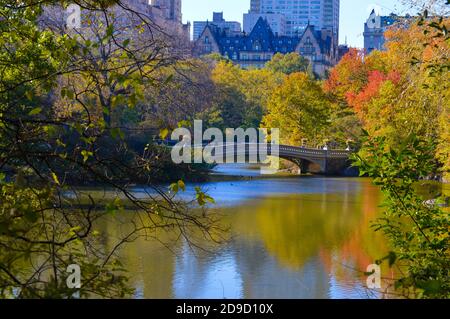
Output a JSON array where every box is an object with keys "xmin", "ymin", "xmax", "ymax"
[{"xmin": 182, "ymin": 0, "xmax": 413, "ymax": 48}]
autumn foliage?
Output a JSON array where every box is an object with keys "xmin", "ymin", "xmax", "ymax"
[
  {"xmin": 345, "ymin": 70, "xmax": 401, "ymax": 118},
  {"xmin": 325, "ymin": 18, "xmax": 450, "ymax": 179}
]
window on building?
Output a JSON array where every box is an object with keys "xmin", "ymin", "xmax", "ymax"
[
  {"xmin": 299, "ymin": 36, "xmax": 315, "ymax": 56},
  {"xmin": 253, "ymin": 40, "xmax": 262, "ymax": 51}
]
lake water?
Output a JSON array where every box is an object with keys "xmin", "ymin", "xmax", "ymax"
[{"xmin": 101, "ymin": 164, "xmax": 392, "ymax": 299}]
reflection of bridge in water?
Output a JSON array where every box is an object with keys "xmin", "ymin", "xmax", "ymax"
[{"xmin": 165, "ymin": 141, "xmax": 353, "ymax": 175}]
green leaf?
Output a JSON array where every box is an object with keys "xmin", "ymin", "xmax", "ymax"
[
  {"xmin": 106, "ymin": 25, "xmax": 114, "ymax": 37},
  {"xmin": 417, "ymin": 280, "xmax": 442, "ymax": 295},
  {"xmin": 69, "ymin": 226, "xmax": 82, "ymax": 236},
  {"xmin": 106, "ymin": 197, "xmax": 122, "ymax": 215},
  {"xmin": 177, "ymin": 180, "xmax": 186, "ymax": 192},
  {"xmin": 169, "ymin": 180, "xmax": 185, "ymax": 193},
  {"xmin": 25, "ymin": 90, "xmax": 34, "ymax": 101},
  {"xmin": 164, "ymin": 74, "xmax": 174, "ymax": 84},
  {"xmin": 81, "ymin": 150, "xmax": 93, "ymax": 163},
  {"xmin": 28, "ymin": 107, "xmax": 42, "ymax": 116},
  {"xmin": 195, "ymin": 187, "xmax": 215, "ymax": 206},
  {"xmin": 177, "ymin": 120, "xmax": 191, "ymax": 128},
  {"xmin": 169, "ymin": 182, "xmax": 179, "ymax": 193}
]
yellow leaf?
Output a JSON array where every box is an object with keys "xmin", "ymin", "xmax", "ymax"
[
  {"xmin": 51, "ymin": 172, "xmax": 60, "ymax": 185},
  {"xmin": 159, "ymin": 128, "xmax": 169, "ymax": 139}
]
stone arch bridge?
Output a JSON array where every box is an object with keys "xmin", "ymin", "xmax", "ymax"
[{"xmin": 187, "ymin": 143, "xmax": 353, "ymax": 176}]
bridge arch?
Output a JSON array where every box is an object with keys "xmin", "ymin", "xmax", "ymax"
[{"xmin": 277, "ymin": 156, "xmax": 324, "ymax": 174}]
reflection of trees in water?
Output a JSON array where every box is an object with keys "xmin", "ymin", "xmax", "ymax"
[
  {"xmin": 328, "ymin": 182, "xmax": 391, "ymax": 284},
  {"xmin": 230, "ymin": 182, "xmax": 390, "ymax": 291},
  {"xmin": 232, "ymin": 193, "xmax": 363, "ymax": 270}
]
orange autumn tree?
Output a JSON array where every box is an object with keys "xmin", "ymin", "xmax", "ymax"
[
  {"xmin": 323, "ymin": 49, "xmax": 387, "ymax": 147},
  {"xmin": 345, "ymin": 69, "xmax": 402, "ymax": 126},
  {"xmin": 324, "ymin": 48, "xmax": 368, "ymax": 102},
  {"xmin": 324, "ymin": 48, "xmax": 387, "ymax": 103},
  {"xmin": 325, "ymin": 19, "xmax": 449, "ymax": 176}
]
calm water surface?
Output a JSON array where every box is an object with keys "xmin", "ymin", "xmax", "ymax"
[{"xmin": 101, "ymin": 164, "xmax": 391, "ymax": 299}]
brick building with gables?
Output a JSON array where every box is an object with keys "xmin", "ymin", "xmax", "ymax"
[{"xmin": 194, "ymin": 17, "xmax": 338, "ymax": 76}]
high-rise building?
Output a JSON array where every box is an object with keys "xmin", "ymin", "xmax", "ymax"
[
  {"xmin": 193, "ymin": 12, "xmax": 241, "ymax": 40},
  {"xmin": 250, "ymin": 0, "xmax": 261, "ymax": 13},
  {"xmin": 322, "ymin": 0, "xmax": 340, "ymax": 39},
  {"xmin": 247, "ymin": 0, "xmax": 340, "ymax": 38},
  {"xmin": 151, "ymin": 0, "xmax": 182, "ymax": 23},
  {"xmin": 243, "ymin": 12, "xmax": 286, "ymax": 35}
]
